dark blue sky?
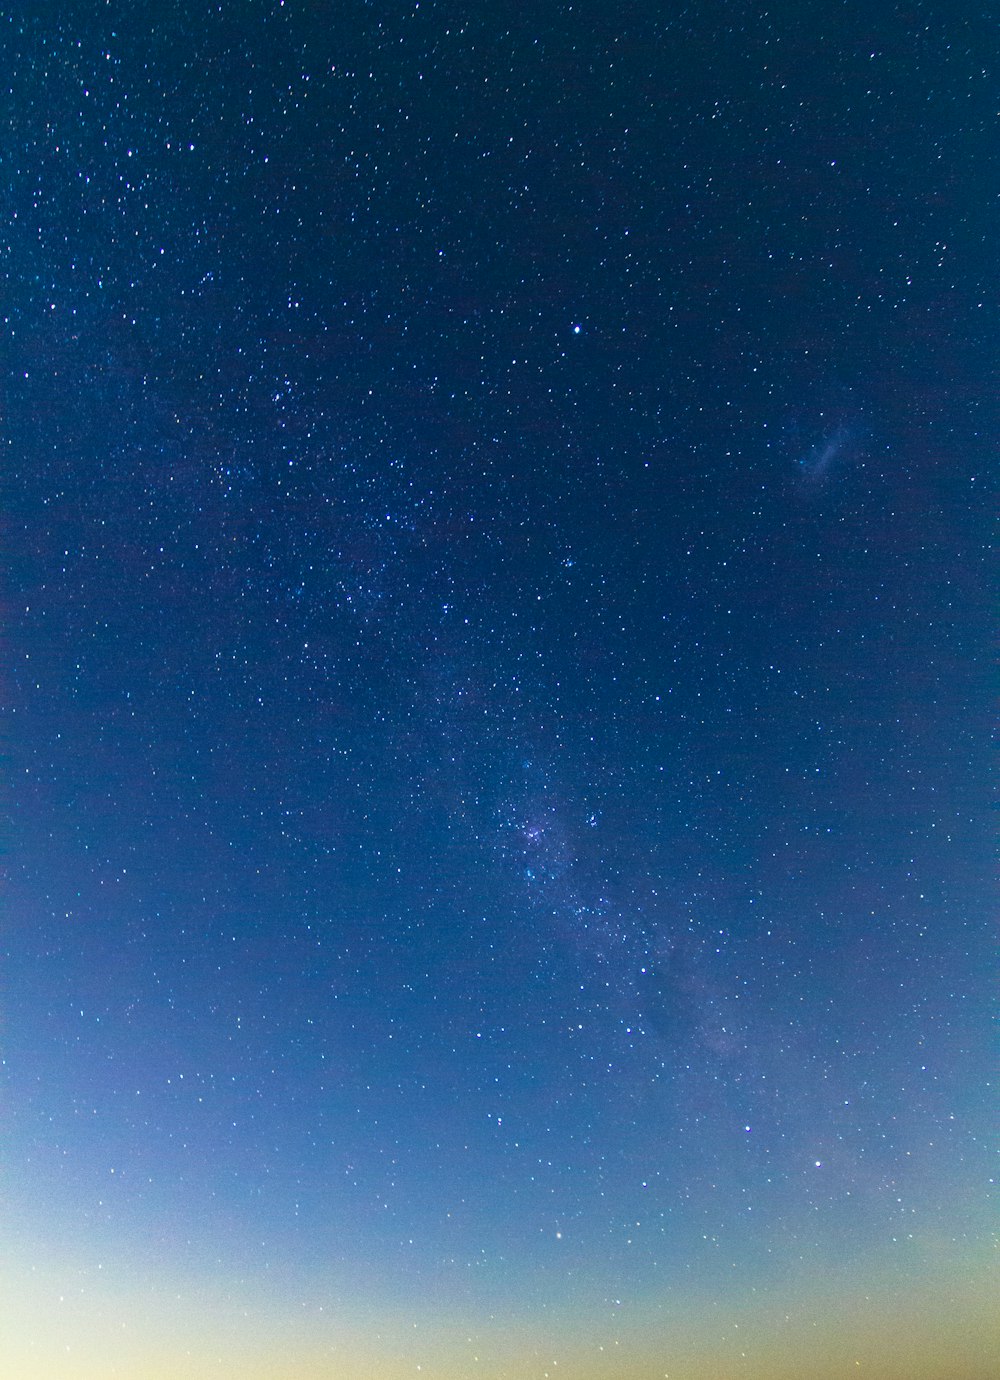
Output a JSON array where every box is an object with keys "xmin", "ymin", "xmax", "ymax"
[{"xmin": 3, "ymin": 3, "xmax": 995, "ymax": 1377}]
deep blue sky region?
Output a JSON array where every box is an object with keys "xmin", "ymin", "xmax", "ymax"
[{"xmin": 3, "ymin": 3, "xmax": 996, "ymax": 1377}]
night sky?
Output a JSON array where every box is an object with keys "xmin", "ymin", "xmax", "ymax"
[{"xmin": 3, "ymin": 3, "xmax": 996, "ymax": 1378}]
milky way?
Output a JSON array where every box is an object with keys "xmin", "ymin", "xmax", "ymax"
[{"xmin": 4, "ymin": 3, "xmax": 995, "ymax": 1378}]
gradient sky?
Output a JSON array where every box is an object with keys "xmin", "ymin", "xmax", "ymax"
[{"xmin": 3, "ymin": 2, "xmax": 996, "ymax": 1377}]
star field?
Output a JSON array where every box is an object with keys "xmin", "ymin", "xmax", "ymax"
[{"xmin": 2, "ymin": 2, "xmax": 996, "ymax": 1378}]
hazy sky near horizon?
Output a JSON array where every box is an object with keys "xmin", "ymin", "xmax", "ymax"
[{"xmin": 4, "ymin": 2, "xmax": 995, "ymax": 1377}]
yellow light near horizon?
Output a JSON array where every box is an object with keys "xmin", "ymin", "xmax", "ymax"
[{"xmin": 2, "ymin": 1248, "xmax": 997, "ymax": 1380}]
